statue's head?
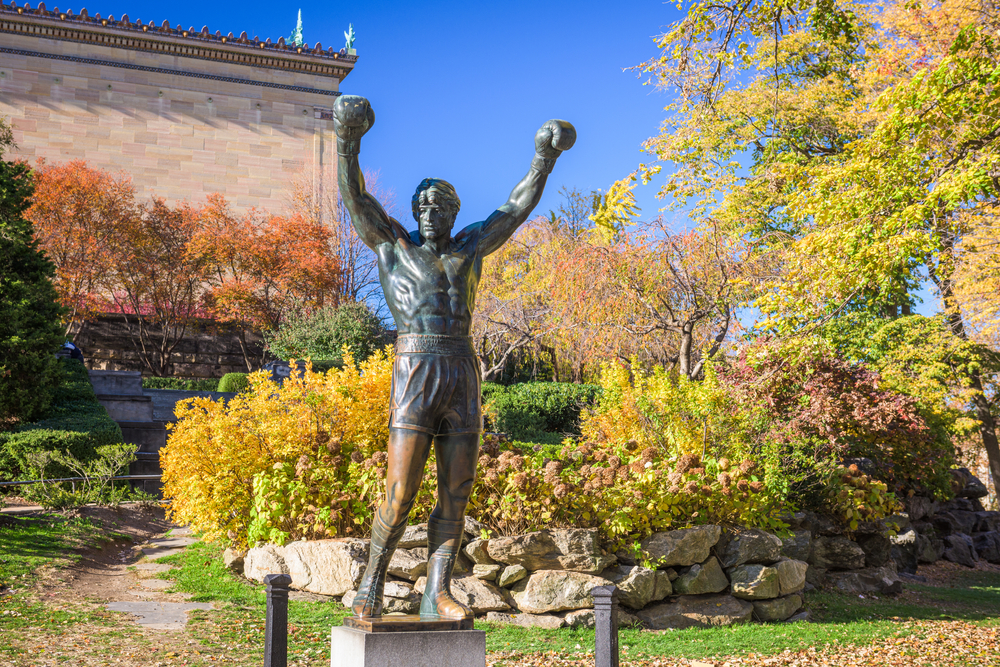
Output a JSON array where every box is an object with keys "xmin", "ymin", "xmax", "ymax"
[{"xmin": 412, "ymin": 178, "xmax": 461, "ymax": 241}]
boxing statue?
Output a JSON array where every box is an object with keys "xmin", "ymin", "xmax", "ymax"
[{"xmin": 333, "ymin": 95, "xmax": 575, "ymax": 620}]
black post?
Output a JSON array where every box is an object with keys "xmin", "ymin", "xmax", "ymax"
[
  {"xmin": 264, "ymin": 573, "xmax": 292, "ymax": 667},
  {"xmin": 592, "ymin": 584, "xmax": 619, "ymax": 667}
]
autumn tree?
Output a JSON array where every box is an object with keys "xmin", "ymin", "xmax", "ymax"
[
  {"xmin": 26, "ymin": 160, "xmax": 136, "ymax": 335},
  {"xmin": 191, "ymin": 194, "xmax": 344, "ymax": 369},
  {"xmin": 603, "ymin": 0, "xmax": 1000, "ymax": 492}
]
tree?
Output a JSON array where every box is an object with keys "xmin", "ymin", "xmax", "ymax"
[
  {"xmin": 108, "ymin": 199, "xmax": 210, "ymax": 377},
  {"xmin": 602, "ymin": 0, "xmax": 1000, "ymax": 494},
  {"xmin": 290, "ymin": 167, "xmax": 392, "ymax": 314},
  {"xmin": 191, "ymin": 194, "xmax": 344, "ymax": 369},
  {"xmin": 0, "ymin": 120, "xmax": 64, "ymax": 424},
  {"xmin": 264, "ymin": 301, "xmax": 388, "ymax": 364},
  {"xmin": 25, "ymin": 160, "xmax": 136, "ymax": 336}
]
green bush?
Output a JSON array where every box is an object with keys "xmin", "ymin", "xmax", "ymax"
[
  {"xmin": 483, "ymin": 382, "xmax": 601, "ymax": 441},
  {"xmin": 142, "ymin": 377, "xmax": 220, "ymax": 391},
  {"xmin": 0, "ymin": 359, "xmax": 123, "ymax": 480},
  {"xmin": 0, "ymin": 130, "xmax": 65, "ymax": 425},
  {"xmin": 217, "ymin": 373, "xmax": 250, "ymax": 394},
  {"xmin": 264, "ymin": 301, "xmax": 387, "ymax": 364}
]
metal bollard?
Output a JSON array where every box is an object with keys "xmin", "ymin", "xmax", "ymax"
[
  {"xmin": 264, "ymin": 573, "xmax": 292, "ymax": 667},
  {"xmin": 592, "ymin": 584, "xmax": 619, "ymax": 667}
]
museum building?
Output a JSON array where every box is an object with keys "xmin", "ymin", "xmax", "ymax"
[{"xmin": 0, "ymin": 1, "xmax": 356, "ymax": 211}]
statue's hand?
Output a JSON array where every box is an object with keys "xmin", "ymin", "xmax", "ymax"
[
  {"xmin": 534, "ymin": 120, "xmax": 576, "ymax": 159},
  {"xmin": 333, "ymin": 95, "xmax": 375, "ymax": 143}
]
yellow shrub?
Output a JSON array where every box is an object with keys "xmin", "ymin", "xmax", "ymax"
[{"xmin": 160, "ymin": 349, "xmax": 393, "ymax": 546}]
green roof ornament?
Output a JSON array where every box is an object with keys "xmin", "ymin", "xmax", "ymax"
[
  {"xmin": 288, "ymin": 9, "xmax": 304, "ymax": 47},
  {"xmin": 344, "ymin": 23, "xmax": 356, "ymax": 54}
]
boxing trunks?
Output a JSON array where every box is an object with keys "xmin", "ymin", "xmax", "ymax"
[{"xmin": 390, "ymin": 334, "xmax": 483, "ymax": 436}]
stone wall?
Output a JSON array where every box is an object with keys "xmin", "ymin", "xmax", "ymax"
[
  {"xmin": 75, "ymin": 313, "xmax": 265, "ymax": 378},
  {"xmin": 0, "ymin": 3, "xmax": 355, "ymax": 212},
  {"xmin": 240, "ymin": 469, "xmax": 1000, "ymax": 630}
]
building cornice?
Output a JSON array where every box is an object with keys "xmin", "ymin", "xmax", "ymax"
[{"xmin": 0, "ymin": 1, "xmax": 358, "ymax": 81}]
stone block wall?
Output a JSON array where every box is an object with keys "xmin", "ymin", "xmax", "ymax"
[
  {"xmin": 74, "ymin": 313, "xmax": 265, "ymax": 378},
  {"xmin": 0, "ymin": 4, "xmax": 355, "ymax": 212}
]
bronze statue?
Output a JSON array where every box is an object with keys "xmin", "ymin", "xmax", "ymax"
[{"xmin": 333, "ymin": 95, "xmax": 575, "ymax": 620}]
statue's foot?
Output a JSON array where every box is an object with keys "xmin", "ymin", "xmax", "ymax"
[
  {"xmin": 419, "ymin": 589, "xmax": 473, "ymax": 620},
  {"xmin": 352, "ymin": 572, "xmax": 384, "ymax": 617}
]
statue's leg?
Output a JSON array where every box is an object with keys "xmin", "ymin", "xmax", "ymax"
[
  {"xmin": 419, "ymin": 432, "xmax": 480, "ymax": 619},
  {"xmin": 352, "ymin": 427, "xmax": 432, "ymax": 617}
]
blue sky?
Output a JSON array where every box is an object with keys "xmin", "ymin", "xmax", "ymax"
[{"xmin": 97, "ymin": 0, "xmax": 681, "ymax": 226}]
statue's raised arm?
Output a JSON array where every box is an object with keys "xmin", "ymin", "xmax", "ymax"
[
  {"xmin": 333, "ymin": 95, "xmax": 404, "ymax": 249},
  {"xmin": 466, "ymin": 119, "xmax": 576, "ymax": 256}
]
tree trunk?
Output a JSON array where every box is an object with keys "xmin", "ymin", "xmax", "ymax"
[{"xmin": 971, "ymin": 374, "xmax": 1000, "ymax": 499}]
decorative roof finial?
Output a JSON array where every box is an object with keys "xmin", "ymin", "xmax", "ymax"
[
  {"xmin": 344, "ymin": 22, "xmax": 355, "ymax": 53},
  {"xmin": 288, "ymin": 9, "xmax": 303, "ymax": 47}
]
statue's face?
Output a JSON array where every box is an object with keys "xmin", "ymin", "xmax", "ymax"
[{"xmin": 418, "ymin": 189, "xmax": 457, "ymax": 240}]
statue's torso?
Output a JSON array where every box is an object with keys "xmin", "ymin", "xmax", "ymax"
[{"xmin": 377, "ymin": 232, "xmax": 482, "ymax": 336}]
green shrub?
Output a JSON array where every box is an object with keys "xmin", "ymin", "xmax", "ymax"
[
  {"xmin": 217, "ymin": 373, "xmax": 250, "ymax": 394},
  {"xmin": 483, "ymin": 382, "xmax": 601, "ymax": 441},
  {"xmin": 264, "ymin": 301, "xmax": 387, "ymax": 364},
  {"xmin": 0, "ymin": 135, "xmax": 65, "ymax": 425},
  {"xmin": 142, "ymin": 377, "xmax": 220, "ymax": 391},
  {"xmin": 0, "ymin": 359, "xmax": 123, "ymax": 480}
]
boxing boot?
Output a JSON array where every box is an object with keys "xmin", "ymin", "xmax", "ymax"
[
  {"xmin": 352, "ymin": 510, "xmax": 406, "ymax": 616},
  {"xmin": 419, "ymin": 516, "xmax": 473, "ymax": 619}
]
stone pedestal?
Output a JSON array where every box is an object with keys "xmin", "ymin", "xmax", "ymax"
[{"xmin": 330, "ymin": 626, "xmax": 486, "ymax": 667}]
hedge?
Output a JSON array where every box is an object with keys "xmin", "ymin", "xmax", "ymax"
[
  {"xmin": 0, "ymin": 358, "xmax": 123, "ymax": 480},
  {"xmin": 142, "ymin": 377, "xmax": 220, "ymax": 391},
  {"xmin": 483, "ymin": 381, "xmax": 601, "ymax": 441},
  {"xmin": 218, "ymin": 373, "xmax": 250, "ymax": 394}
]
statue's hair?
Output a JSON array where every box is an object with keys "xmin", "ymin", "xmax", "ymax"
[{"xmin": 411, "ymin": 178, "xmax": 461, "ymax": 222}]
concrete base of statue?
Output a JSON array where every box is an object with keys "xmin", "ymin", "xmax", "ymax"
[{"xmin": 330, "ymin": 617, "xmax": 486, "ymax": 667}]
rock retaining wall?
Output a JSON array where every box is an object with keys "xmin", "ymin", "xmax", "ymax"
[{"xmin": 242, "ymin": 468, "xmax": 1000, "ymax": 630}]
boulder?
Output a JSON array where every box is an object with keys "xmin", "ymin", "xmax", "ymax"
[
  {"xmin": 637, "ymin": 593, "xmax": 753, "ymax": 630},
  {"xmin": 774, "ymin": 559, "xmax": 808, "ymax": 596},
  {"xmin": 510, "ymin": 570, "xmax": 609, "ymax": 614},
  {"xmin": 474, "ymin": 564, "xmax": 502, "ymax": 581},
  {"xmin": 387, "ymin": 548, "xmax": 427, "ymax": 581},
  {"xmin": 752, "ymin": 594, "xmax": 802, "ymax": 622},
  {"xmin": 811, "ymin": 536, "xmax": 865, "ymax": 570},
  {"xmin": 884, "ymin": 513, "xmax": 911, "ymax": 533},
  {"xmin": 244, "ymin": 544, "xmax": 288, "ymax": 581},
  {"xmin": 973, "ymin": 532, "xmax": 1000, "ymax": 564},
  {"xmin": 727, "ymin": 564, "xmax": 780, "ymax": 600},
  {"xmin": 942, "ymin": 534, "xmax": 979, "ymax": 567},
  {"xmin": 487, "ymin": 529, "xmax": 615, "ymax": 574},
  {"xmin": 907, "ymin": 496, "xmax": 935, "ymax": 522},
  {"xmin": 857, "ymin": 533, "xmax": 891, "ymax": 568},
  {"xmin": 639, "ymin": 526, "xmax": 722, "ymax": 568},
  {"xmin": 889, "ymin": 529, "xmax": 919, "ymax": 574},
  {"xmin": 383, "ymin": 581, "xmax": 413, "ymax": 598},
  {"xmin": 786, "ymin": 610, "xmax": 811, "ymax": 623},
  {"xmin": 399, "ymin": 523, "xmax": 428, "ymax": 549},
  {"xmin": 805, "ymin": 565, "xmax": 826, "ymax": 588},
  {"xmin": 562, "ymin": 609, "xmax": 595, "ymax": 628},
  {"xmin": 384, "ymin": 594, "xmax": 421, "ymax": 614},
  {"xmin": 951, "ymin": 467, "xmax": 989, "ymax": 499},
  {"xmin": 602, "ymin": 565, "xmax": 656, "ymax": 610},
  {"xmin": 498, "ymin": 564, "xmax": 528, "ymax": 588},
  {"xmin": 415, "ymin": 575, "xmax": 510, "ymax": 613},
  {"xmin": 464, "ymin": 539, "xmax": 494, "ymax": 565},
  {"xmin": 716, "ymin": 528, "xmax": 782, "ymax": 568},
  {"xmin": 222, "ymin": 548, "xmax": 245, "ymax": 574},
  {"xmin": 484, "ymin": 611, "xmax": 565, "ymax": 629},
  {"xmin": 933, "ymin": 511, "xmax": 978, "ymax": 537},
  {"xmin": 916, "ymin": 533, "xmax": 945, "ymax": 564},
  {"xmin": 974, "ymin": 512, "xmax": 1000, "ymax": 533},
  {"xmin": 672, "ymin": 557, "xmax": 729, "ymax": 596},
  {"xmin": 652, "ymin": 569, "xmax": 674, "ymax": 602},
  {"xmin": 780, "ymin": 530, "xmax": 812, "ymax": 563},
  {"xmin": 282, "ymin": 539, "xmax": 368, "ymax": 596},
  {"xmin": 464, "ymin": 516, "xmax": 486, "ymax": 540},
  {"xmin": 941, "ymin": 498, "xmax": 980, "ymax": 513},
  {"xmin": 619, "ymin": 609, "xmax": 644, "ymax": 627},
  {"xmin": 826, "ymin": 563, "xmax": 901, "ymax": 594}
]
